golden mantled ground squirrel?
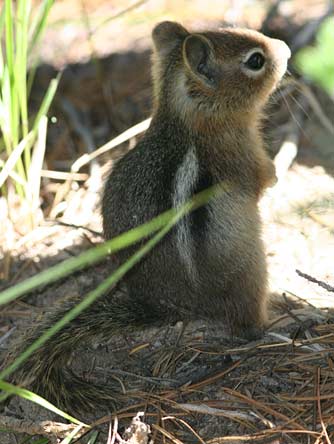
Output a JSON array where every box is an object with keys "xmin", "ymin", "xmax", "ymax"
[{"xmin": 4, "ymin": 22, "xmax": 290, "ymax": 413}]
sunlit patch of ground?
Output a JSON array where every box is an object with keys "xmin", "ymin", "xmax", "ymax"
[{"xmin": 261, "ymin": 163, "xmax": 334, "ymax": 308}]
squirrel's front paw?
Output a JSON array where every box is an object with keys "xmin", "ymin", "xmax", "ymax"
[
  {"xmin": 267, "ymin": 172, "xmax": 278, "ymax": 188},
  {"xmin": 266, "ymin": 160, "xmax": 278, "ymax": 188}
]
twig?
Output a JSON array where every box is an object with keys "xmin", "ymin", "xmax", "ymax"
[
  {"xmin": 0, "ymin": 415, "xmax": 87, "ymax": 441},
  {"xmin": 106, "ymin": 369, "xmax": 178, "ymax": 386},
  {"xmin": 0, "ymin": 327, "xmax": 16, "ymax": 346},
  {"xmin": 307, "ymin": 211, "xmax": 334, "ymax": 231},
  {"xmin": 50, "ymin": 118, "xmax": 150, "ymax": 215},
  {"xmin": 108, "ymin": 416, "xmax": 118, "ymax": 444},
  {"xmin": 207, "ymin": 430, "xmax": 283, "ymax": 443},
  {"xmin": 221, "ymin": 387, "xmax": 305, "ymax": 430},
  {"xmin": 71, "ymin": 118, "xmax": 151, "ymax": 173},
  {"xmin": 207, "ymin": 429, "xmax": 324, "ymax": 443},
  {"xmin": 296, "ymin": 270, "xmax": 334, "ymax": 293},
  {"xmin": 163, "ymin": 416, "xmax": 207, "ymax": 444},
  {"xmin": 152, "ymin": 424, "xmax": 183, "ymax": 444},
  {"xmin": 61, "ymin": 97, "xmax": 96, "ymax": 154},
  {"xmin": 316, "ymin": 368, "xmax": 331, "ymax": 444},
  {"xmin": 312, "ymin": 368, "xmax": 318, "ymax": 433},
  {"xmin": 40, "ymin": 169, "xmax": 89, "ymax": 181},
  {"xmin": 45, "ymin": 219, "xmax": 103, "ymax": 237},
  {"xmin": 60, "ymin": 96, "xmax": 101, "ymax": 193},
  {"xmin": 93, "ymin": 0, "xmax": 149, "ymax": 33},
  {"xmin": 267, "ymin": 332, "xmax": 319, "ymax": 352},
  {"xmin": 280, "ymin": 392, "xmax": 334, "ymax": 402},
  {"xmin": 0, "ymin": 133, "xmax": 34, "ymax": 188},
  {"xmin": 176, "ymin": 403, "xmax": 256, "ymax": 422}
]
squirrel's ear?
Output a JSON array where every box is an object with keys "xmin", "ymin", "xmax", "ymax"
[
  {"xmin": 152, "ymin": 21, "xmax": 188, "ymax": 57},
  {"xmin": 183, "ymin": 35, "xmax": 216, "ymax": 86}
]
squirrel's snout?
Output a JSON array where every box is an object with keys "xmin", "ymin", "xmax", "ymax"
[
  {"xmin": 268, "ymin": 38, "xmax": 291, "ymax": 80},
  {"xmin": 271, "ymin": 38, "xmax": 291, "ymax": 61}
]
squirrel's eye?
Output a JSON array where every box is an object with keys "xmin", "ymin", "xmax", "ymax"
[{"xmin": 244, "ymin": 52, "xmax": 265, "ymax": 71}]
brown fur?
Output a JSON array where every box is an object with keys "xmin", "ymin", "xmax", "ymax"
[{"xmin": 3, "ymin": 22, "xmax": 290, "ymax": 414}]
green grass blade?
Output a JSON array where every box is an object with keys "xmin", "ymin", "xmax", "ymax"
[
  {"xmin": 0, "ymin": 12, "xmax": 6, "ymax": 114},
  {"xmin": 0, "ymin": 159, "xmax": 27, "ymax": 186},
  {"xmin": 32, "ymin": 73, "xmax": 60, "ymax": 131},
  {"xmin": 0, "ymin": 380, "xmax": 88, "ymax": 426},
  {"xmin": 0, "ymin": 213, "xmax": 167, "ymax": 306},
  {"xmin": 0, "ymin": 64, "xmax": 26, "ymax": 195},
  {"xmin": 3, "ymin": 1, "xmax": 14, "ymax": 154},
  {"xmin": 86, "ymin": 431, "xmax": 99, "ymax": 444},
  {"xmin": 0, "ymin": 67, "xmax": 13, "ymax": 154},
  {"xmin": 27, "ymin": 0, "xmax": 55, "ymax": 99},
  {"xmin": 0, "ymin": 131, "xmax": 34, "ymax": 188},
  {"xmin": 0, "ymin": 40, "xmax": 4, "ymax": 85},
  {"xmin": 27, "ymin": 115, "xmax": 48, "ymax": 210},
  {"xmin": 5, "ymin": 0, "xmax": 19, "ymax": 148},
  {"xmin": 60, "ymin": 424, "xmax": 85, "ymax": 444},
  {"xmin": 16, "ymin": 0, "xmax": 31, "ymax": 142},
  {"xmin": 0, "ymin": 201, "xmax": 188, "ymax": 382},
  {"xmin": 0, "ymin": 0, "xmax": 55, "ymax": 204},
  {"xmin": 4, "ymin": 0, "xmax": 14, "ymax": 82},
  {"xmin": 0, "ymin": 6, "xmax": 5, "ymax": 35},
  {"xmin": 2, "ymin": 0, "xmax": 27, "ymax": 196},
  {"xmin": 0, "ymin": 186, "xmax": 218, "ymax": 306},
  {"xmin": 29, "ymin": 0, "xmax": 54, "ymax": 52}
]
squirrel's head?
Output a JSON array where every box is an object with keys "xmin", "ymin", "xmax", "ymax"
[{"xmin": 152, "ymin": 21, "xmax": 290, "ymax": 126}]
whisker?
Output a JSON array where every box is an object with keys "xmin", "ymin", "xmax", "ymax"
[
  {"xmin": 289, "ymin": 79, "xmax": 334, "ymax": 135},
  {"xmin": 288, "ymin": 93, "xmax": 311, "ymax": 121},
  {"xmin": 279, "ymin": 90, "xmax": 306, "ymax": 138}
]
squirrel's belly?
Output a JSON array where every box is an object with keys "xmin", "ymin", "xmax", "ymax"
[
  {"xmin": 206, "ymin": 193, "xmax": 261, "ymax": 254},
  {"xmin": 181, "ymin": 192, "xmax": 263, "ymax": 286}
]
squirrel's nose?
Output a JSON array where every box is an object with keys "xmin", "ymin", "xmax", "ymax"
[{"xmin": 271, "ymin": 38, "xmax": 291, "ymax": 61}]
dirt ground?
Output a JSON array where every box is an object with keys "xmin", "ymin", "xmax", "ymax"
[{"xmin": 1, "ymin": 1, "xmax": 334, "ymax": 443}]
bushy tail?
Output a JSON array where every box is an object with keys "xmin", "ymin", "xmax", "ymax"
[{"xmin": 3, "ymin": 287, "xmax": 164, "ymax": 414}]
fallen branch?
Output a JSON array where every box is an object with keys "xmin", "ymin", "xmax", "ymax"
[
  {"xmin": 176, "ymin": 403, "xmax": 256, "ymax": 422},
  {"xmin": 0, "ymin": 415, "xmax": 88, "ymax": 442},
  {"xmin": 296, "ymin": 270, "xmax": 334, "ymax": 293},
  {"xmin": 71, "ymin": 117, "xmax": 151, "ymax": 173}
]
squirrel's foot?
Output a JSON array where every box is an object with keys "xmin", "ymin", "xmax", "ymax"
[{"xmin": 233, "ymin": 324, "xmax": 266, "ymax": 341}]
